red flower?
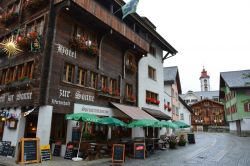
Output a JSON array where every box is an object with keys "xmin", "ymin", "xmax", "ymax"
[
  {"xmin": 155, "ymin": 100, "xmax": 160, "ymax": 105},
  {"xmin": 164, "ymin": 104, "xmax": 168, "ymax": 109},
  {"xmin": 130, "ymin": 95, "xmax": 136, "ymax": 101}
]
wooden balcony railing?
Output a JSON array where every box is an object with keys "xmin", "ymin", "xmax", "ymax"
[{"xmin": 54, "ymin": 0, "xmax": 149, "ymax": 53}]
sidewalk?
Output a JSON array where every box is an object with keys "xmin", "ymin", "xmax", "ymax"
[{"xmin": 0, "ymin": 156, "xmax": 111, "ymax": 166}]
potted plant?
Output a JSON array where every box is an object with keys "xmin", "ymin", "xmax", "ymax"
[
  {"xmin": 168, "ymin": 135, "xmax": 177, "ymax": 149},
  {"xmin": 178, "ymin": 135, "xmax": 187, "ymax": 146}
]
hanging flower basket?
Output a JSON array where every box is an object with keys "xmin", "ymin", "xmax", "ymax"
[
  {"xmin": 1, "ymin": 12, "xmax": 18, "ymax": 26},
  {"xmin": 17, "ymin": 31, "xmax": 41, "ymax": 52}
]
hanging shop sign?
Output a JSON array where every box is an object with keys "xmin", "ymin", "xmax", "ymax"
[
  {"xmin": 0, "ymin": 92, "xmax": 32, "ymax": 103},
  {"xmin": 74, "ymin": 103, "xmax": 111, "ymax": 116},
  {"xmin": 56, "ymin": 43, "xmax": 76, "ymax": 59}
]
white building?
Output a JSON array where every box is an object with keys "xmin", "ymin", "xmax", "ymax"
[
  {"xmin": 138, "ymin": 18, "xmax": 178, "ymax": 138},
  {"xmin": 163, "ymin": 66, "xmax": 182, "ymax": 122}
]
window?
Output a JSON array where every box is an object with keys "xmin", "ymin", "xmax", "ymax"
[
  {"xmin": 244, "ymin": 102, "xmax": 250, "ymax": 112},
  {"xmin": 100, "ymin": 75, "xmax": 108, "ymax": 89},
  {"xmin": 73, "ymin": 24, "xmax": 97, "ymax": 43},
  {"xmin": 16, "ymin": 64, "xmax": 25, "ymax": 80},
  {"xmin": 180, "ymin": 113, "xmax": 184, "ymax": 120},
  {"xmin": 148, "ymin": 66, "xmax": 156, "ymax": 80},
  {"xmin": 146, "ymin": 90, "xmax": 159, "ymax": 105},
  {"xmin": 25, "ymin": 61, "xmax": 34, "ymax": 79},
  {"xmin": 126, "ymin": 84, "xmax": 133, "ymax": 97},
  {"xmin": 90, "ymin": 72, "xmax": 98, "ymax": 89},
  {"xmin": 63, "ymin": 63, "xmax": 75, "ymax": 83},
  {"xmin": 110, "ymin": 78, "xmax": 117, "ymax": 95},
  {"xmin": 26, "ymin": 17, "xmax": 45, "ymax": 35},
  {"xmin": 77, "ymin": 68, "xmax": 87, "ymax": 86},
  {"xmin": 149, "ymin": 46, "xmax": 156, "ymax": 56},
  {"xmin": 0, "ymin": 69, "xmax": 7, "ymax": 84}
]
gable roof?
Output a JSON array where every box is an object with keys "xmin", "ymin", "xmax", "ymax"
[
  {"xmin": 220, "ymin": 70, "xmax": 250, "ymax": 89},
  {"xmin": 163, "ymin": 66, "xmax": 182, "ymax": 94},
  {"xmin": 190, "ymin": 98, "xmax": 224, "ymax": 107},
  {"xmin": 178, "ymin": 96, "xmax": 193, "ymax": 114}
]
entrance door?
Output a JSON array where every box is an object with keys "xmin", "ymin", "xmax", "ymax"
[
  {"xmin": 236, "ymin": 120, "xmax": 241, "ymax": 136},
  {"xmin": 24, "ymin": 114, "xmax": 38, "ymax": 138}
]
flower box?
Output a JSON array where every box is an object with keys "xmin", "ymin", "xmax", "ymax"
[
  {"xmin": 69, "ymin": 37, "xmax": 98, "ymax": 56},
  {"xmin": 146, "ymin": 98, "xmax": 160, "ymax": 105}
]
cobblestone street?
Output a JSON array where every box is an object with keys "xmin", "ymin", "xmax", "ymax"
[
  {"xmin": 89, "ymin": 132, "xmax": 250, "ymax": 166},
  {"xmin": 1, "ymin": 132, "xmax": 250, "ymax": 166}
]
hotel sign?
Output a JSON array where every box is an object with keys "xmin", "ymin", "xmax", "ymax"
[{"xmin": 0, "ymin": 92, "xmax": 32, "ymax": 103}]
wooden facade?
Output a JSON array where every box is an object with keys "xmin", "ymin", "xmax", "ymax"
[
  {"xmin": 0, "ymin": 0, "xmax": 169, "ymax": 143},
  {"xmin": 191, "ymin": 99, "xmax": 226, "ymax": 131}
]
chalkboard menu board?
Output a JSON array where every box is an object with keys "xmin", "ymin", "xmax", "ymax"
[
  {"xmin": 0, "ymin": 141, "xmax": 11, "ymax": 156},
  {"xmin": 188, "ymin": 133, "xmax": 195, "ymax": 144},
  {"xmin": 112, "ymin": 144, "xmax": 125, "ymax": 163},
  {"xmin": 18, "ymin": 138, "xmax": 40, "ymax": 164},
  {"xmin": 134, "ymin": 143, "xmax": 145, "ymax": 159},
  {"xmin": 40, "ymin": 144, "xmax": 51, "ymax": 161},
  {"xmin": 53, "ymin": 144, "xmax": 61, "ymax": 156},
  {"xmin": 64, "ymin": 144, "xmax": 74, "ymax": 160}
]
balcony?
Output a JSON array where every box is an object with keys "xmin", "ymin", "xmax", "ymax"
[{"xmin": 54, "ymin": 0, "xmax": 149, "ymax": 53}]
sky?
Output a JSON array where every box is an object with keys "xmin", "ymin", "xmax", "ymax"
[{"xmin": 130, "ymin": 0, "xmax": 250, "ymax": 93}]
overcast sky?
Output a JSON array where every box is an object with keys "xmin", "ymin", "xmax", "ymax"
[{"xmin": 131, "ymin": 0, "xmax": 250, "ymax": 93}]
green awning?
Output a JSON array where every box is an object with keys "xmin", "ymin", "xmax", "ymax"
[{"xmin": 98, "ymin": 117, "xmax": 127, "ymax": 127}]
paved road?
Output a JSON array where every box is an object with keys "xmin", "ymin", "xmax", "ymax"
[
  {"xmin": 89, "ymin": 132, "xmax": 250, "ymax": 166},
  {"xmin": 1, "ymin": 132, "xmax": 250, "ymax": 166}
]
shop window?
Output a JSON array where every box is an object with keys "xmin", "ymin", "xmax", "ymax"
[
  {"xmin": 26, "ymin": 16, "xmax": 45, "ymax": 35},
  {"xmin": 90, "ymin": 72, "xmax": 98, "ymax": 89},
  {"xmin": 77, "ymin": 68, "xmax": 87, "ymax": 86},
  {"xmin": 63, "ymin": 63, "xmax": 75, "ymax": 83},
  {"xmin": 148, "ymin": 66, "xmax": 156, "ymax": 80},
  {"xmin": 50, "ymin": 114, "xmax": 67, "ymax": 143},
  {"xmin": 110, "ymin": 78, "xmax": 118, "ymax": 95}
]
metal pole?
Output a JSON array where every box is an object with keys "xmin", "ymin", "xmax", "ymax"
[{"xmin": 76, "ymin": 122, "xmax": 84, "ymax": 158}]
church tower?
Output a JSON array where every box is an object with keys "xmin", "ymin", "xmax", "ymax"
[{"xmin": 200, "ymin": 67, "xmax": 210, "ymax": 91}]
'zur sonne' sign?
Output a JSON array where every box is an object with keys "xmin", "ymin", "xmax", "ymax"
[{"xmin": 0, "ymin": 92, "xmax": 32, "ymax": 103}]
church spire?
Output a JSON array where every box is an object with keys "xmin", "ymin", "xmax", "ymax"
[{"xmin": 200, "ymin": 67, "xmax": 210, "ymax": 91}]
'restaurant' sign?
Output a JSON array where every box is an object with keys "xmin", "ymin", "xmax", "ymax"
[{"xmin": 74, "ymin": 103, "xmax": 112, "ymax": 116}]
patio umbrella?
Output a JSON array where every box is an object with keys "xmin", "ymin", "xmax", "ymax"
[
  {"xmin": 127, "ymin": 119, "xmax": 159, "ymax": 128},
  {"xmin": 65, "ymin": 113, "xmax": 100, "ymax": 161},
  {"xmin": 173, "ymin": 121, "xmax": 190, "ymax": 128},
  {"xmin": 155, "ymin": 120, "xmax": 178, "ymax": 129},
  {"xmin": 98, "ymin": 117, "xmax": 127, "ymax": 127}
]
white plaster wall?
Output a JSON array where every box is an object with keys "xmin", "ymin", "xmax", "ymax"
[
  {"xmin": 164, "ymin": 85, "xmax": 172, "ymax": 118},
  {"xmin": 241, "ymin": 119, "xmax": 250, "ymax": 131},
  {"xmin": 36, "ymin": 105, "xmax": 53, "ymax": 145},
  {"xmin": 132, "ymin": 127, "xmax": 145, "ymax": 138},
  {"xmin": 229, "ymin": 121, "xmax": 237, "ymax": 131},
  {"xmin": 138, "ymin": 43, "xmax": 164, "ymax": 112},
  {"xmin": 2, "ymin": 108, "xmax": 22, "ymax": 146}
]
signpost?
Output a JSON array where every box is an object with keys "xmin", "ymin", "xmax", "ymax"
[
  {"xmin": 112, "ymin": 144, "xmax": 125, "ymax": 163},
  {"xmin": 18, "ymin": 138, "xmax": 40, "ymax": 164},
  {"xmin": 134, "ymin": 143, "xmax": 145, "ymax": 159},
  {"xmin": 40, "ymin": 144, "xmax": 51, "ymax": 161}
]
